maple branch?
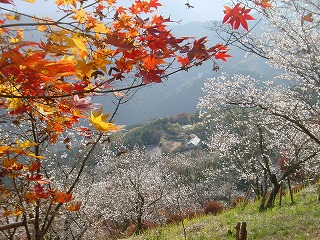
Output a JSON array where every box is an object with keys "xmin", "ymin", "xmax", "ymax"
[
  {"xmin": 0, "ymin": 6, "xmax": 54, "ymax": 23},
  {"xmin": 0, "ymin": 21, "xmax": 73, "ymax": 29},
  {"xmin": 11, "ymin": 178, "xmax": 32, "ymax": 240},
  {"xmin": 57, "ymin": 0, "xmax": 99, "ymax": 23},
  {"xmin": 0, "ymin": 218, "xmax": 35, "ymax": 232},
  {"xmin": 41, "ymin": 133, "xmax": 103, "ymax": 237}
]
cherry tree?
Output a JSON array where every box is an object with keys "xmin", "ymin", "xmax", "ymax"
[
  {"xmin": 200, "ymin": 76, "xmax": 320, "ymax": 208},
  {"xmin": 199, "ymin": 0, "xmax": 320, "ymax": 209}
]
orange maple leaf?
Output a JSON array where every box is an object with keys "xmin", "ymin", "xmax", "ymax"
[
  {"xmin": 255, "ymin": 0, "xmax": 272, "ymax": 9},
  {"xmin": 208, "ymin": 44, "xmax": 232, "ymax": 62},
  {"xmin": 0, "ymin": 146, "xmax": 10, "ymax": 155},
  {"xmin": 66, "ymin": 201, "xmax": 81, "ymax": 211},
  {"xmin": 142, "ymin": 55, "xmax": 165, "ymax": 70},
  {"xmin": 54, "ymin": 191, "xmax": 73, "ymax": 203},
  {"xmin": 3, "ymin": 157, "xmax": 23, "ymax": 170},
  {"xmin": 150, "ymin": 0, "xmax": 162, "ymax": 9},
  {"xmin": 302, "ymin": 13, "xmax": 314, "ymax": 23}
]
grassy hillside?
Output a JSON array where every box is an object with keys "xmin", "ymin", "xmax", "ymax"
[{"xmin": 127, "ymin": 186, "xmax": 320, "ymax": 240}]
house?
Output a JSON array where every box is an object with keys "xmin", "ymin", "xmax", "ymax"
[{"xmin": 186, "ymin": 135, "xmax": 201, "ymax": 149}]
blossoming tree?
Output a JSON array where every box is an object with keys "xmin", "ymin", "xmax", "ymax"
[{"xmin": 200, "ymin": 0, "xmax": 320, "ymax": 208}]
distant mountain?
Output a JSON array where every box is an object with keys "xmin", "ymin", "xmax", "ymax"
[
  {"xmin": 109, "ymin": 21, "xmax": 278, "ymax": 126},
  {"xmin": 15, "ymin": 15, "xmax": 276, "ymax": 126}
]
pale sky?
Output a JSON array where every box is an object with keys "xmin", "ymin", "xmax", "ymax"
[
  {"xmin": 157, "ymin": 0, "xmax": 229, "ymax": 23},
  {"xmin": 14, "ymin": 0, "xmax": 229, "ymax": 24}
]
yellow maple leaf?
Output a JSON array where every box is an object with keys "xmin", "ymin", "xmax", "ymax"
[
  {"xmin": 36, "ymin": 103, "xmax": 55, "ymax": 116},
  {"xmin": 72, "ymin": 8, "xmax": 87, "ymax": 24},
  {"xmin": 0, "ymin": 146, "xmax": 10, "ymax": 155},
  {"xmin": 75, "ymin": 59, "xmax": 94, "ymax": 78},
  {"xmin": 70, "ymin": 34, "xmax": 88, "ymax": 58},
  {"xmin": 92, "ymin": 49, "xmax": 113, "ymax": 72},
  {"xmin": 12, "ymin": 208, "xmax": 23, "ymax": 216},
  {"xmin": 23, "ymin": 0, "xmax": 35, "ymax": 3},
  {"xmin": 7, "ymin": 87, "xmax": 22, "ymax": 110},
  {"xmin": 16, "ymin": 140, "xmax": 38, "ymax": 148},
  {"xmin": 89, "ymin": 108, "xmax": 122, "ymax": 132},
  {"xmin": 7, "ymin": 97, "xmax": 22, "ymax": 110},
  {"xmin": 3, "ymin": 157, "xmax": 17, "ymax": 168},
  {"xmin": 6, "ymin": 14, "xmax": 16, "ymax": 20},
  {"xmin": 55, "ymin": 0, "xmax": 77, "ymax": 6},
  {"xmin": 37, "ymin": 25, "xmax": 48, "ymax": 32},
  {"xmin": 9, "ymin": 38, "xmax": 20, "ymax": 44},
  {"xmin": 72, "ymin": 37, "xmax": 87, "ymax": 52},
  {"xmin": 93, "ymin": 23, "xmax": 110, "ymax": 34},
  {"xmin": 25, "ymin": 152, "xmax": 45, "ymax": 159}
]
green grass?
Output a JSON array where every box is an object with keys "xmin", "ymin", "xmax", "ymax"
[{"xmin": 127, "ymin": 186, "xmax": 320, "ymax": 240}]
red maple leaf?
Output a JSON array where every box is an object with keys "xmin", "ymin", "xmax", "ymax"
[
  {"xmin": 214, "ymin": 51, "xmax": 232, "ymax": 62},
  {"xmin": 138, "ymin": 69, "xmax": 164, "ymax": 84},
  {"xmin": 208, "ymin": 44, "xmax": 232, "ymax": 62},
  {"xmin": 0, "ymin": 0, "xmax": 14, "ymax": 4},
  {"xmin": 10, "ymin": 105, "xmax": 30, "ymax": 115},
  {"xmin": 149, "ymin": 0, "xmax": 162, "ymax": 9},
  {"xmin": 187, "ymin": 37, "xmax": 209, "ymax": 62},
  {"xmin": 177, "ymin": 56, "xmax": 189, "ymax": 67},
  {"xmin": 29, "ymin": 161, "xmax": 41, "ymax": 172},
  {"xmin": 223, "ymin": 3, "xmax": 255, "ymax": 31}
]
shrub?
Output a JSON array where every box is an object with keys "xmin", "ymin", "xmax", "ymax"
[
  {"xmin": 230, "ymin": 196, "xmax": 246, "ymax": 208},
  {"xmin": 184, "ymin": 209, "xmax": 205, "ymax": 219},
  {"xmin": 204, "ymin": 201, "xmax": 224, "ymax": 215},
  {"xmin": 166, "ymin": 212, "xmax": 183, "ymax": 224}
]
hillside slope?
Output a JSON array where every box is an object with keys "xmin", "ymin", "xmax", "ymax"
[{"xmin": 128, "ymin": 186, "xmax": 320, "ymax": 240}]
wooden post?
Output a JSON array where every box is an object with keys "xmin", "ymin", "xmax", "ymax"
[
  {"xmin": 240, "ymin": 222, "xmax": 247, "ymax": 240},
  {"xmin": 235, "ymin": 222, "xmax": 247, "ymax": 240},
  {"xmin": 235, "ymin": 222, "xmax": 241, "ymax": 240}
]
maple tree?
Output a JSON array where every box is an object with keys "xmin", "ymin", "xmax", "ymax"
[{"xmin": 0, "ymin": 0, "xmax": 246, "ymax": 239}]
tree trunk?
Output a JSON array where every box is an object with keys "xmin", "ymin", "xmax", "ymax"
[
  {"xmin": 266, "ymin": 182, "xmax": 281, "ymax": 208},
  {"xmin": 279, "ymin": 182, "xmax": 283, "ymax": 206},
  {"xmin": 136, "ymin": 215, "xmax": 143, "ymax": 234},
  {"xmin": 288, "ymin": 177, "xmax": 294, "ymax": 204}
]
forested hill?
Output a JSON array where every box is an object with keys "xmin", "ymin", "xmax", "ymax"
[
  {"xmin": 108, "ymin": 21, "xmax": 279, "ymax": 126},
  {"xmin": 121, "ymin": 112, "xmax": 207, "ymax": 154}
]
